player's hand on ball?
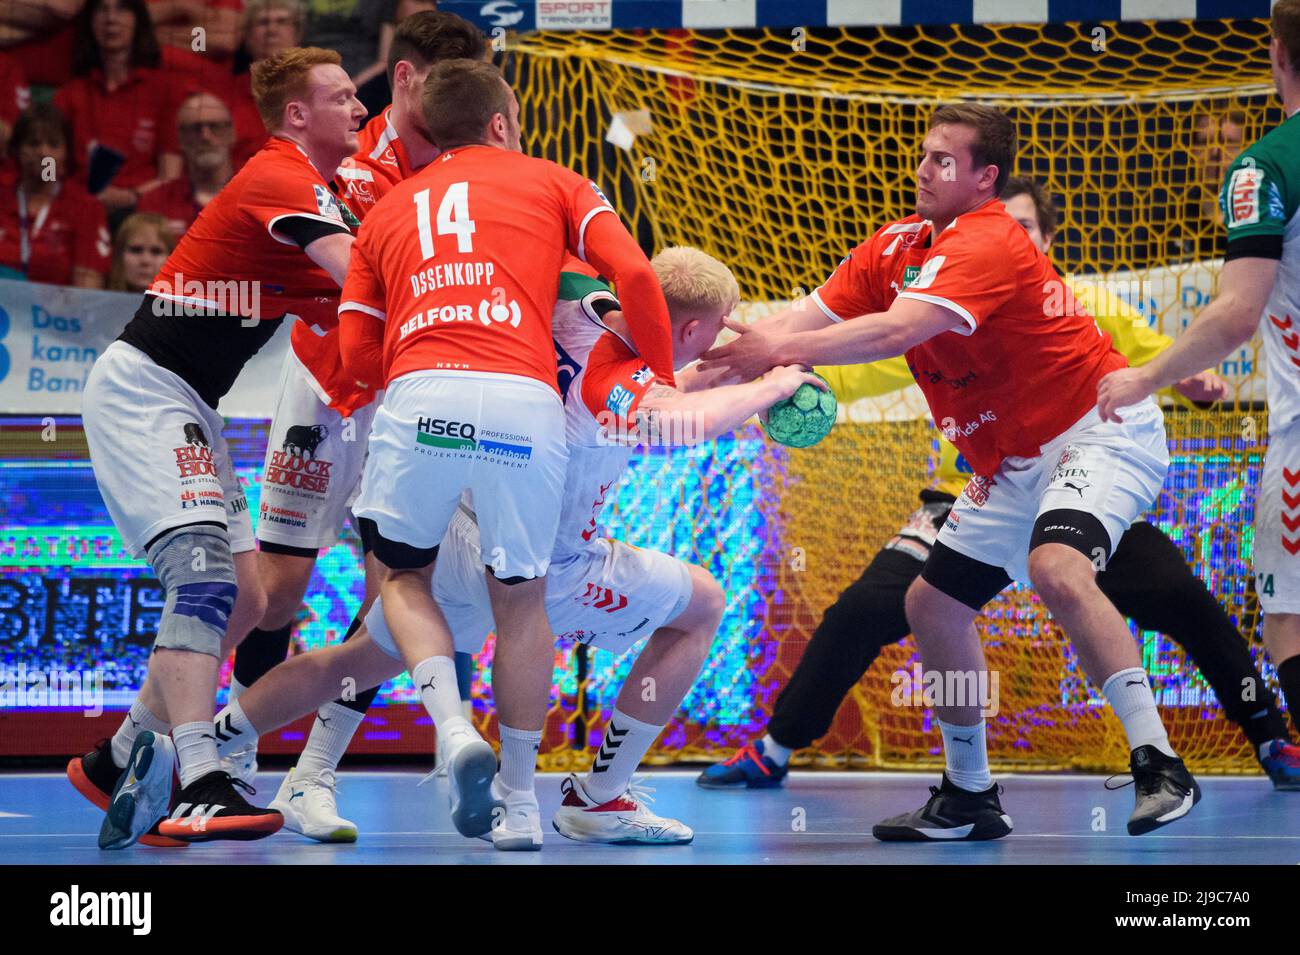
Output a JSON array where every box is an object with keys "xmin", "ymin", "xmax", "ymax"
[
  {"xmin": 1173, "ymin": 369, "xmax": 1229, "ymax": 405},
  {"xmin": 698, "ymin": 315, "xmax": 785, "ymax": 382},
  {"xmin": 1096, "ymin": 366, "xmax": 1156, "ymax": 423},
  {"xmin": 764, "ymin": 364, "xmax": 827, "ymax": 401}
]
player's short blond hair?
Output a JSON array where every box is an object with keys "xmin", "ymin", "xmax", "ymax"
[
  {"xmin": 251, "ymin": 46, "xmax": 342, "ymax": 132},
  {"xmin": 651, "ymin": 246, "xmax": 740, "ymax": 324}
]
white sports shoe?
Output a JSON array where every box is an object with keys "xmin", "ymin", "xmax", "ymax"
[
  {"xmin": 488, "ymin": 776, "xmax": 543, "ymax": 851},
  {"xmin": 269, "ymin": 766, "xmax": 358, "ymax": 843},
  {"xmin": 552, "ymin": 774, "xmax": 694, "ymax": 845},
  {"xmin": 98, "ymin": 731, "xmax": 177, "ymax": 850},
  {"xmin": 436, "ymin": 728, "xmax": 501, "ymax": 838},
  {"xmin": 221, "ymin": 743, "xmax": 258, "ymax": 789}
]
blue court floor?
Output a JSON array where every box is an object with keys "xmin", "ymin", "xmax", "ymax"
[{"xmin": 1, "ymin": 770, "xmax": 1296, "ymax": 864}]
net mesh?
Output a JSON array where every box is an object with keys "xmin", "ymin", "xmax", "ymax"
[{"xmin": 499, "ymin": 19, "xmax": 1283, "ymax": 773}]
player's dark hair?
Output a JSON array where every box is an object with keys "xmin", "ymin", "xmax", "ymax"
[
  {"xmin": 930, "ymin": 103, "xmax": 1017, "ymax": 195},
  {"xmin": 387, "ymin": 11, "xmax": 487, "ymax": 85},
  {"xmin": 8, "ymin": 103, "xmax": 74, "ymax": 165},
  {"xmin": 72, "ymin": 0, "xmax": 162, "ymax": 76},
  {"xmin": 251, "ymin": 46, "xmax": 344, "ymax": 132},
  {"xmin": 1274, "ymin": 0, "xmax": 1300, "ymax": 75},
  {"xmin": 1001, "ymin": 176, "xmax": 1058, "ymax": 239},
  {"xmin": 422, "ymin": 59, "xmax": 511, "ymax": 150}
]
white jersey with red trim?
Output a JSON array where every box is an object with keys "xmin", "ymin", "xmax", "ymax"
[{"xmin": 547, "ymin": 271, "xmax": 657, "ymax": 560}]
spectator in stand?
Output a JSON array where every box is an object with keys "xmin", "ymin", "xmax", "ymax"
[
  {"xmin": 0, "ymin": 104, "xmax": 111, "ymax": 288},
  {"xmin": 148, "ymin": 0, "xmax": 243, "ymax": 61},
  {"xmin": 0, "ymin": 55, "xmax": 32, "ymax": 157},
  {"xmin": 301, "ymin": 0, "xmax": 391, "ymax": 78},
  {"xmin": 137, "ymin": 93, "xmax": 235, "ymax": 235},
  {"xmin": 0, "ymin": 0, "xmax": 82, "ymax": 89},
  {"xmin": 187, "ymin": 0, "xmax": 304, "ymax": 172},
  {"xmin": 107, "ymin": 211, "xmax": 175, "ymax": 291},
  {"xmin": 55, "ymin": 0, "xmax": 183, "ymax": 216},
  {"xmin": 354, "ymin": 0, "xmax": 437, "ymax": 116}
]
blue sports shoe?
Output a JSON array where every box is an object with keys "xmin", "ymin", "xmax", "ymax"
[
  {"xmin": 697, "ymin": 739, "xmax": 788, "ymax": 789},
  {"xmin": 1259, "ymin": 739, "xmax": 1300, "ymax": 791}
]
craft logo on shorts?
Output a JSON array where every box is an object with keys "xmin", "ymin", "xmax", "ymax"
[
  {"xmin": 962, "ymin": 474, "xmax": 996, "ymax": 508},
  {"xmin": 174, "ymin": 422, "xmax": 216, "ymax": 478},
  {"xmin": 266, "ymin": 424, "xmax": 333, "ymax": 494}
]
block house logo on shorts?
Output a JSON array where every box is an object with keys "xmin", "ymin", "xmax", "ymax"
[
  {"xmin": 962, "ymin": 474, "xmax": 995, "ymax": 508},
  {"xmin": 174, "ymin": 422, "xmax": 216, "ymax": 478},
  {"xmin": 265, "ymin": 423, "xmax": 333, "ymax": 495}
]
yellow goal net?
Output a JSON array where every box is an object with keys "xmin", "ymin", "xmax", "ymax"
[{"xmin": 504, "ymin": 18, "xmax": 1283, "ymax": 772}]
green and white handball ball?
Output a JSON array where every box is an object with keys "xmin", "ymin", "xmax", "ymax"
[{"xmin": 763, "ymin": 373, "xmax": 837, "ymax": 448}]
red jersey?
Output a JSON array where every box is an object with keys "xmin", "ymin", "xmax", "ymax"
[
  {"xmin": 340, "ymin": 144, "xmax": 616, "ymax": 392},
  {"xmin": 136, "ymin": 176, "xmax": 203, "ymax": 237},
  {"xmin": 54, "ymin": 67, "xmax": 181, "ymax": 191},
  {"xmin": 287, "ymin": 109, "xmax": 427, "ymax": 417},
  {"xmin": 0, "ymin": 181, "xmax": 110, "ymax": 285},
  {"xmin": 812, "ymin": 200, "xmax": 1126, "ymax": 475},
  {"xmin": 122, "ymin": 136, "xmax": 351, "ymax": 409},
  {"xmin": 0, "ymin": 56, "xmax": 30, "ymax": 127}
]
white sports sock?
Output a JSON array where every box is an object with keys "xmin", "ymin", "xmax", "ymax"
[
  {"xmin": 462, "ymin": 699, "xmax": 474, "ymax": 721},
  {"xmin": 1101, "ymin": 668, "xmax": 1176, "ymax": 758},
  {"xmin": 226, "ymin": 677, "xmax": 259, "ymax": 753},
  {"xmin": 760, "ymin": 733, "xmax": 792, "ymax": 767},
  {"xmin": 110, "ymin": 699, "xmax": 169, "ymax": 769},
  {"xmin": 297, "ymin": 701, "xmax": 366, "ymax": 776},
  {"xmin": 498, "ymin": 724, "xmax": 542, "ymax": 794},
  {"xmin": 211, "ymin": 698, "xmax": 258, "ymax": 757},
  {"xmin": 583, "ymin": 709, "xmax": 664, "ymax": 804},
  {"xmin": 411, "ymin": 656, "xmax": 465, "ymax": 732},
  {"xmin": 939, "ymin": 718, "xmax": 992, "ymax": 792},
  {"xmin": 172, "ymin": 720, "xmax": 222, "ymax": 788}
]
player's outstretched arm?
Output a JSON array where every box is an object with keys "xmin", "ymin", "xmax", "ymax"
[
  {"xmin": 632, "ymin": 366, "xmax": 824, "ymax": 446},
  {"xmin": 699, "ymin": 297, "xmax": 960, "ymax": 381},
  {"xmin": 338, "ymin": 240, "xmax": 386, "ymax": 388},
  {"xmin": 580, "ymin": 214, "xmax": 677, "ymax": 386},
  {"xmin": 1096, "ymin": 256, "xmax": 1276, "ymax": 422}
]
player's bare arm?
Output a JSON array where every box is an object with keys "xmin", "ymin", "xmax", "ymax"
[
  {"xmin": 1097, "ymin": 256, "xmax": 1277, "ymax": 421},
  {"xmin": 304, "ymin": 232, "xmax": 356, "ymax": 287},
  {"xmin": 699, "ymin": 297, "xmax": 960, "ymax": 381},
  {"xmin": 633, "ymin": 367, "xmax": 824, "ymax": 445}
]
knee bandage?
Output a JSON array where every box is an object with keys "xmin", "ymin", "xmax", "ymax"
[{"xmin": 146, "ymin": 525, "xmax": 238, "ymax": 658}]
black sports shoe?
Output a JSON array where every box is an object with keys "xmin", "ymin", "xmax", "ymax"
[
  {"xmin": 872, "ymin": 774, "xmax": 1013, "ymax": 842},
  {"xmin": 158, "ymin": 770, "xmax": 283, "ymax": 842},
  {"xmin": 1113, "ymin": 745, "xmax": 1201, "ymax": 836}
]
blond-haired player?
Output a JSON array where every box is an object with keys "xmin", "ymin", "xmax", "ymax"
[{"xmin": 205, "ymin": 247, "xmax": 819, "ymax": 848}]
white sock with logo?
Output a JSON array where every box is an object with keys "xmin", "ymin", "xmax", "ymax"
[
  {"xmin": 583, "ymin": 709, "xmax": 664, "ymax": 804},
  {"xmin": 110, "ymin": 699, "xmax": 169, "ymax": 769},
  {"xmin": 1101, "ymin": 668, "xmax": 1176, "ymax": 758},
  {"xmin": 412, "ymin": 656, "xmax": 468, "ymax": 733},
  {"xmin": 226, "ymin": 676, "xmax": 259, "ymax": 752},
  {"xmin": 210, "ymin": 698, "xmax": 257, "ymax": 757},
  {"xmin": 498, "ymin": 724, "xmax": 543, "ymax": 793},
  {"xmin": 296, "ymin": 701, "xmax": 366, "ymax": 777},
  {"xmin": 172, "ymin": 720, "xmax": 222, "ymax": 788},
  {"xmin": 939, "ymin": 718, "xmax": 992, "ymax": 792}
]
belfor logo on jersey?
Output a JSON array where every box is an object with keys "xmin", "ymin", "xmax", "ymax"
[{"xmin": 478, "ymin": 297, "xmax": 522, "ymax": 327}]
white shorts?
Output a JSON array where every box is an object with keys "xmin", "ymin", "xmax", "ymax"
[
  {"xmin": 1254, "ymin": 416, "xmax": 1300, "ymax": 613},
  {"xmin": 936, "ymin": 399, "xmax": 1169, "ymax": 583},
  {"xmin": 352, "ymin": 370, "xmax": 566, "ymax": 579},
  {"xmin": 256, "ymin": 351, "xmax": 377, "ymax": 550},
  {"xmin": 366, "ymin": 506, "xmax": 695, "ymax": 658},
  {"xmin": 82, "ymin": 341, "xmax": 254, "ymax": 558}
]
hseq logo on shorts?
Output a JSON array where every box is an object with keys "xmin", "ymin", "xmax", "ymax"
[{"xmin": 415, "ymin": 417, "xmax": 477, "ymax": 451}]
